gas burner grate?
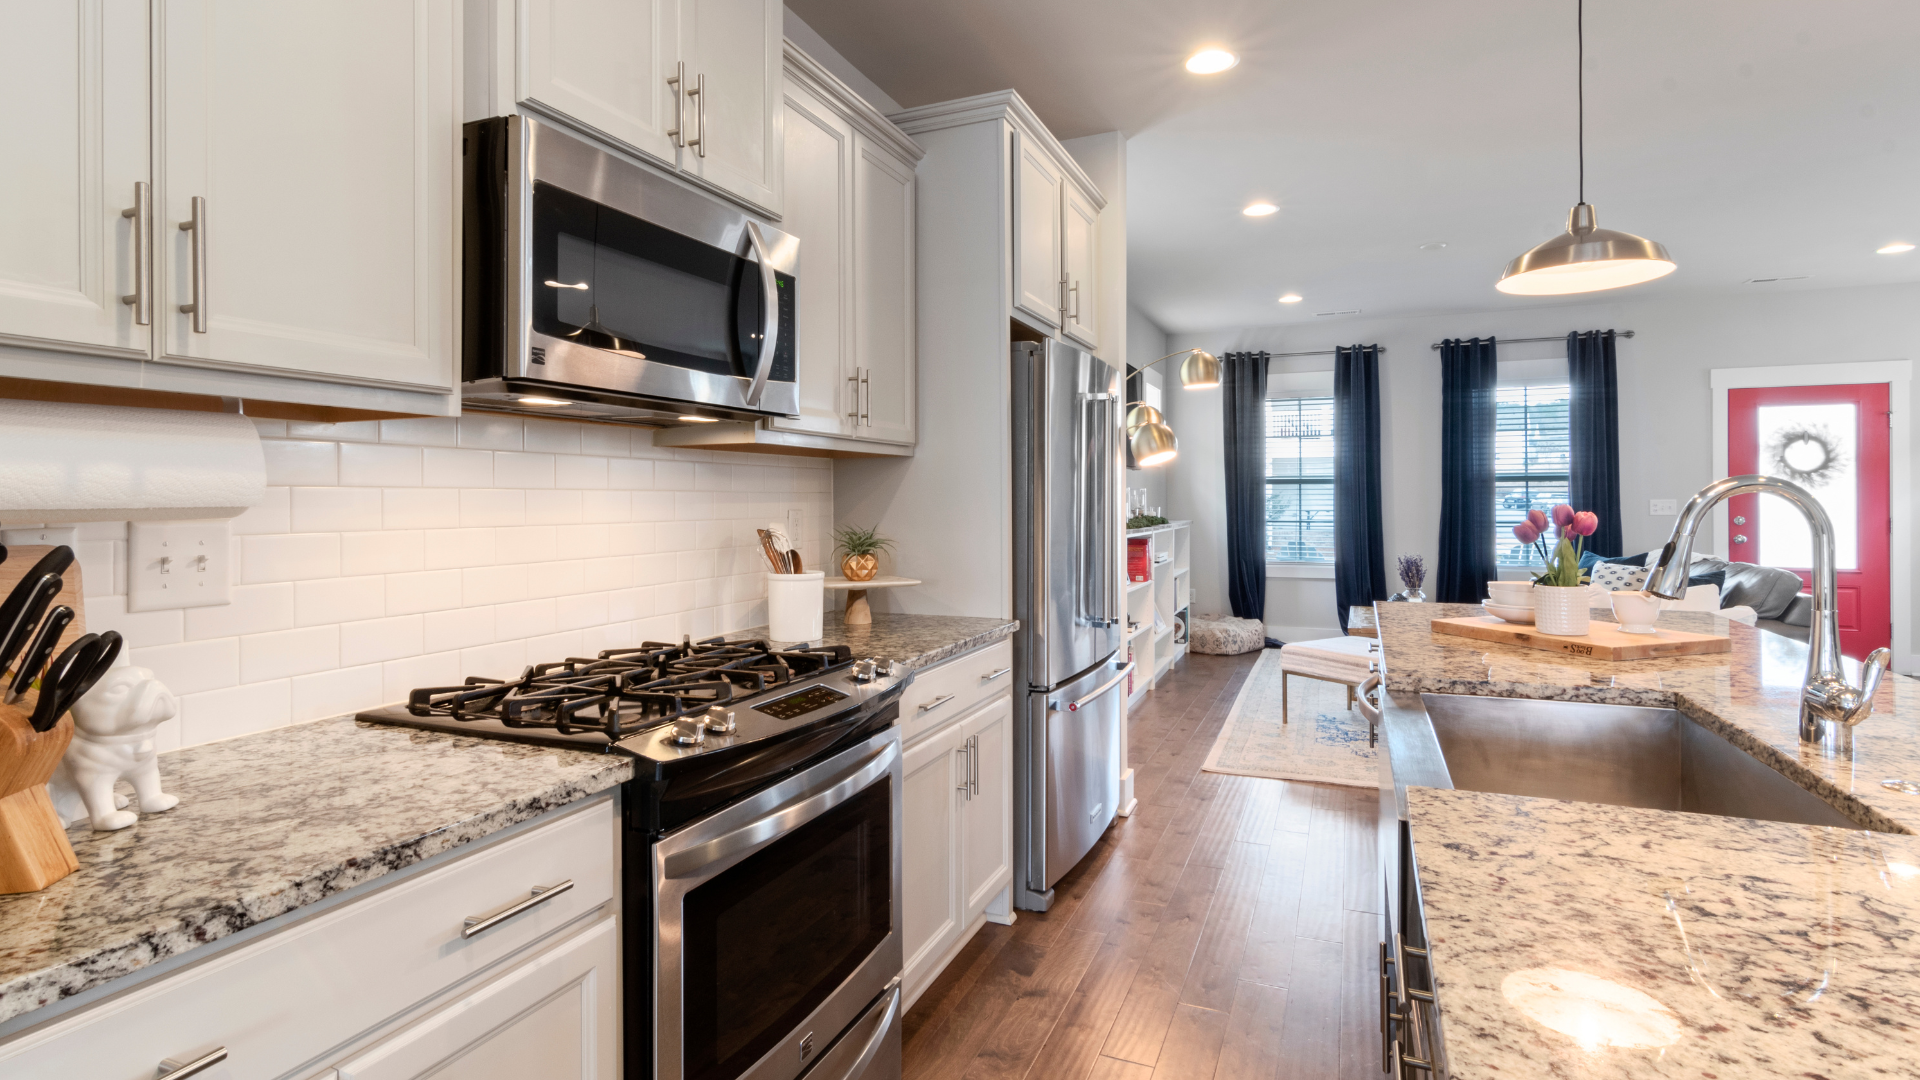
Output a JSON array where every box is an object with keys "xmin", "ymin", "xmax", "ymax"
[{"xmin": 404, "ymin": 637, "xmax": 853, "ymax": 740}]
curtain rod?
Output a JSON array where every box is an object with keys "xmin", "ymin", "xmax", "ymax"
[{"xmin": 1427, "ymin": 330, "xmax": 1634, "ymax": 350}]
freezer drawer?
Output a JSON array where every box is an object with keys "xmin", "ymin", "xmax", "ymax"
[{"xmin": 1026, "ymin": 656, "xmax": 1127, "ymax": 901}]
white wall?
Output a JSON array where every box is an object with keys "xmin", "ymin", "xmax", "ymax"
[
  {"xmin": 42, "ymin": 415, "xmax": 831, "ymax": 751},
  {"xmin": 1164, "ymin": 282, "xmax": 1920, "ymax": 650}
]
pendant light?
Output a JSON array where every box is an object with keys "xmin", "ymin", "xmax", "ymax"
[
  {"xmin": 1497, "ymin": 0, "xmax": 1675, "ymax": 295},
  {"xmin": 1119, "ymin": 349, "xmax": 1223, "ymax": 469}
]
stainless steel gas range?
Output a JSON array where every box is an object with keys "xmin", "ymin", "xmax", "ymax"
[{"xmin": 358, "ymin": 638, "xmax": 907, "ymax": 1080}]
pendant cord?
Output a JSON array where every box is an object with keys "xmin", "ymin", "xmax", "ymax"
[{"xmin": 1577, "ymin": 0, "xmax": 1585, "ymax": 205}]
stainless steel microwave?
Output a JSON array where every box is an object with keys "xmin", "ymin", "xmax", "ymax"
[{"xmin": 461, "ymin": 115, "xmax": 798, "ymax": 424}]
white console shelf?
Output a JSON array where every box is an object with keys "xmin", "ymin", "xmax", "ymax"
[{"xmin": 1123, "ymin": 521, "xmax": 1191, "ymax": 710}]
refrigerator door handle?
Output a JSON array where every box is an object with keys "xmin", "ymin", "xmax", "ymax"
[
  {"xmin": 1057, "ymin": 662, "xmax": 1135, "ymax": 712},
  {"xmin": 1077, "ymin": 390, "xmax": 1120, "ymax": 629},
  {"xmin": 1102, "ymin": 392, "xmax": 1122, "ymax": 626}
]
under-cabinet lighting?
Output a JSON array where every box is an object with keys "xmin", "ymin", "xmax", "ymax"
[
  {"xmin": 545, "ymin": 280, "xmax": 590, "ymax": 290},
  {"xmin": 516, "ymin": 396, "xmax": 571, "ymax": 407},
  {"xmin": 679, "ymin": 415, "xmax": 720, "ymax": 423}
]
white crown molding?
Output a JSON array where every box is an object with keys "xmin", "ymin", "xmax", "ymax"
[
  {"xmin": 782, "ymin": 39, "xmax": 924, "ymax": 165},
  {"xmin": 888, "ymin": 89, "xmax": 1106, "ymax": 209}
]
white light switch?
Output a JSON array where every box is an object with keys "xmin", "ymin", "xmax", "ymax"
[
  {"xmin": 128, "ymin": 520, "xmax": 232, "ymax": 611},
  {"xmin": 1649, "ymin": 499, "xmax": 1678, "ymax": 516},
  {"xmin": 785, "ymin": 509, "xmax": 804, "ymax": 546}
]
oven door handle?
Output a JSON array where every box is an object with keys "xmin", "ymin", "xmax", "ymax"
[
  {"xmin": 742, "ymin": 220, "xmax": 780, "ymax": 407},
  {"xmin": 815, "ymin": 979, "xmax": 900, "ymax": 1080},
  {"xmin": 661, "ymin": 738, "xmax": 898, "ymax": 880}
]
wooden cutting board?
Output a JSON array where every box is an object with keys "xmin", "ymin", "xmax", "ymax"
[{"xmin": 1430, "ymin": 615, "xmax": 1732, "ymax": 661}]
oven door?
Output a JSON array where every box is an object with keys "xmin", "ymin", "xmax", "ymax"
[{"xmin": 654, "ymin": 727, "xmax": 903, "ymax": 1080}]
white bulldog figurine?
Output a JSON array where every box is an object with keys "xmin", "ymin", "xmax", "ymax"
[{"xmin": 46, "ymin": 665, "xmax": 181, "ymax": 831}]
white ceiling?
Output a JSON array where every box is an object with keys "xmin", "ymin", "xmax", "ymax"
[{"xmin": 788, "ymin": 0, "xmax": 1920, "ymax": 333}]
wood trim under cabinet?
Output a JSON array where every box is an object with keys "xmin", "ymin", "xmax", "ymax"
[{"xmin": 0, "ymin": 376, "xmax": 426, "ymax": 423}]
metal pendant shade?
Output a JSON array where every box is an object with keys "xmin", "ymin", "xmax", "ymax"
[
  {"xmin": 1128, "ymin": 418, "xmax": 1178, "ymax": 468},
  {"xmin": 1499, "ymin": 0, "xmax": 1674, "ymax": 295},
  {"xmin": 1178, "ymin": 349, "xmax": 1220, "ymax": 389}
]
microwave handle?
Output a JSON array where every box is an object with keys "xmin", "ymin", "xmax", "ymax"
[{"xmin": 743, "ymin": 221, "xmax": 780, "ymax": 407}]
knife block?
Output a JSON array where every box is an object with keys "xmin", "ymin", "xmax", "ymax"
[{"xmin": 0, "ymin": 546, "xmax": 88, "ymax": 894}]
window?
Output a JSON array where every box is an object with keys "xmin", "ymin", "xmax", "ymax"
[
  {"xmin": 1266, "ymin": 393, "xmax": 1335, "ymax": 562},
  {"xmin": 1493, "ymin": 383, "xmax": 1571, "ymax": 566}
]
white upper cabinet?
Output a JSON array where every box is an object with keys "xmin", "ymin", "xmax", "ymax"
[
  {"xmin": 678, "ymin": 0, "xmax": 782, "ymax": 213},
  {"xmin": 1061, "ymin": 183, "xmax": 1099, "ymax": 351},
  {"xmin": 155, "ymin": 0, "xmax": 457, "ymax": 391},
  {"xmin": 851, "ymin": 132, "xmax": 915, "ymax": 445},
  {"xmin": 771, "ymin": 74, "xmax": 853, "ymax": 439},
  {"xmin": 1010, "ymin": 128, "xmax": 1065, "ymax": 331},
  {"xmin": 0, "ymin": 0, "xmax": 150, "ymax": 360},
  {"xmin": 519, "ymin": 0, "xmax": 679, "ymax": 166}
]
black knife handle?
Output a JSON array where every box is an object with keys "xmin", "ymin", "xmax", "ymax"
[
  {"xmin": 9, "ymin": 605, "xmax": 74, "ymax": 703},
  {"xmin": 0, "ymin": 574, "xmax": 63, "ymax": 675},
  {"xmin": 31, "ymin": 633, "xmax": 100, "ymax": 732}
]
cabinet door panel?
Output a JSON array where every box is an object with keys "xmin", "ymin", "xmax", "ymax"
[
  {"xmin": 1009, "ymin": 128, "xmax": 1062, "ymax": 331},
  {"xmin": 767, "ymin": 78, "xmax": 851, "ymax": 438},
  {"xmin": 1061, "ymin": 184, "xmax": 1098, "ymax": 351},
  {"xmin": 156, "ymin": 0, "xmax": 455, "ymax": 389},
  {"xmin": 0, "ymin": 0, "xmax": 149, "ymax": 359},
  {"xmin": 336, "ymin": 917, "xmax": 619, "ymax": 1080},
  {"xmin": 521, "ymin": 0, "xmax": 677, "ymax": 166},
  {"xmin": 851, "ymin": 134, "xmax": 914, "ymax": 444},
  {"xmin": 679, "ymin": 0, "xmax": 780, "ymax": 213},
  {"xmin": 900, "ymin": 726, "xmax": 961, "ymax": 989},
  {"xmin": 960, "ymin": 696, "xmax": 1012, "ymax": 921}
]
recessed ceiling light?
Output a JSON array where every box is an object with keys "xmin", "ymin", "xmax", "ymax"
[
  {"xmin": 1314, "ymin": 309, "xmax": 1361, "ymax": 317},
  {"xmin": 1243, "ymin": 202, "xmax": 1278, "ymax": 217},
  {"xmin": 1277, "ymin": 294, "xmax": 1303, "ymax": 303},
  {"xmin": 1419, "ymin": 242, "xmax": 1448, "ymax": 251},
  {"xmin": 1878, "ymin": 242, "xmax": 1916, "ymax": 254},
  {"xmin": 516, "ymin": 396, "xmax": 570, "ymax": 406},
  {"xmin": 678, "ymin": 415, "xmax": 720, "ymax": 423},
  {"xmin": 1185, "ymin": 49, "xmax": 1238, "ymax": 74}
]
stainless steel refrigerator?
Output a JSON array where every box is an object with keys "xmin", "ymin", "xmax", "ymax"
[{"xmin": 1011, "ymin": 340, "xmax": 1127, "ymax": 911}]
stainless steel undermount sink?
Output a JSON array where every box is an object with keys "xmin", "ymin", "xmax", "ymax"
[{"xmin": 1419, "ymin": 693, "xmax": 1864, "ymax": 830}]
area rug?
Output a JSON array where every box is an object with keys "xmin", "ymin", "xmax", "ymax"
[{"xmin": 1201, "ymin": 648, "xmax": 1380, "ymax": 788}]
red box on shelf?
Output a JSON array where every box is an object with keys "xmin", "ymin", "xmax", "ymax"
[{"xmin": 1127, "ymin": 538, "xmax": 1152, "ymax": 582}]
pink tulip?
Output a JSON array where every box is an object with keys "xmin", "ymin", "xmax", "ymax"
[
  {"xmin": 1571, "ymin": 511, "xmax": 1598, "ymax": 536},
  {"xmin": 1512, "ymin": 521, "xmax": 1540, "ymax": 544},
  {"xmin": 1526, "ymin": 508, "xmax": 1549, "ymax": 531},
  {"xmin": 1551, "ymin": 504, "xmax": 1575, "ymax": 528}
]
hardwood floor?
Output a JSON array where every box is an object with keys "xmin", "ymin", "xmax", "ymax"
[{"xmin": 902, "ymin": 651, "xmax": 1384, "ymax": 1080}]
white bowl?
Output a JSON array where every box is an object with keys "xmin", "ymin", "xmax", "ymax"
[{"xmin": 1482, "ymin": 601, "xmax": 1536, "ymax": 624}]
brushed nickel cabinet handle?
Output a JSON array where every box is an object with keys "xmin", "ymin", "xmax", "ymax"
[
  {"xmin": 667, "ymin": 61, "xmax": 685, "ymax": 147},
  {"xmin": 918, "ymin": 693, "xmax": 955, "ymax": 713},
  {"xmin": 157, "ymin": 1046, "xmax": 228, "ymax": 1078},
  {"xmin": 861, "ymin": 368, "xmax": 871, "ymax": 426},
  {"xmin": 848, "ymin": 370, "xmax": 861, "ymax": 420},
  {"xmin": 980, "ymin": 667, "xmax": 1011, "ymax": 682},
  {"xmin": 686, "ymin": 72, "xmax": 705, "ymax": 157},
  {"xmin": 462, "ymin": 879, "xmax": 573, "ymax": 938},
  {"xmin": 120, "ymin": 181, "xmax": 150, "ymax": 324},
  {"xmin": 178, "ymin": 196, "xmax": 207, "ymax": 332}
]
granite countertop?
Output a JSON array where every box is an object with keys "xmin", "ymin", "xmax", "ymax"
[
  {"xmin": 1347, "ymin": 605, "xmax": 1377, "ymax": 637},
  {"xmin": 1375, "ymin": 601, "xmax": 1920, "ymax": 834},
  {"xmin": 1407, "ymin": 786, "xmax": 1920, "ymax": 1078},
  {"xmin": 0, "ymin": 718, "xmax": 630, "ymax": 1027},
  {"xmin": 719, "ymin": 611, "xmax": 1018, "ymax": 671}
]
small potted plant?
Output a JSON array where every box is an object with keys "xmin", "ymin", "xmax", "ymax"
[
  {"xmin": 1389, "ymin": 554, "xmax": 1427, "ymax": 602},
  {"xmin": 1513, "ymin": 504, "xmax": 1598, "ymax": 635},
  {"xmin": 832, "ymin": 524, "xmax": 894, "ymax": 583}
]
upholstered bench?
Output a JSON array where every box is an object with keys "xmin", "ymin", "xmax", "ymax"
[{"xmin": 1277, "ymin": 635, "xmax": 1380, "ymax": 738}]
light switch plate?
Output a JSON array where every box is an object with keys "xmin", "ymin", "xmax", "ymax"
[
  {"xmin": 1649, "ymin": 498, "xmax": 1678, "ymax": 516},
  {"xmin": 128, "ymin": 520, "xmax": 232, "ymax": 611},
  {"xmin": 1, "ymin": 526, "xmax": 79, "ymax": 551},
  {"xmin": 785, "ymin": 509, "xmax": 804, "ymax": 546}
]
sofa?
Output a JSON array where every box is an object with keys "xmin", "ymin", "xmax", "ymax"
[{"xmin": 1584, "ymin": 550, "xmax": 1813, "ymax": 642}]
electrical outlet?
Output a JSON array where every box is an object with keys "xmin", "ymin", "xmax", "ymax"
[
  {"xmin": 1, "ymin": 526, "xmax": 79, "ymax": 551},
  {"xmin": 1649, "ymin": 498, "xmax": 1678, "ymax": 516},
  {"xmin": 785, "ymin": 508, "xmax": 804, "ymax": 546},
  {"xmin": 128, "ymin": 520, "xmax": 232, "ymax": 611}
]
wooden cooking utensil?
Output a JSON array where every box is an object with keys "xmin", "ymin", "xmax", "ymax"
[{"xmin": 0, "ymin": 546, "xmax": 89, "ymax": 894}]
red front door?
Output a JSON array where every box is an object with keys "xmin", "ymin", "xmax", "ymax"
[{"xmin": 1727, "ymin": 383, "xmax": 1891, "ymax": 658}]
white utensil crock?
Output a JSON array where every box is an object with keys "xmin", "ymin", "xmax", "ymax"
[
  {"xmin": 1533, "ymin": 585, "xmax": 1591, "ymax": 636},
  {"xmin": 767, "ymin": 571, "xmax": 825, "ymax": 641}
]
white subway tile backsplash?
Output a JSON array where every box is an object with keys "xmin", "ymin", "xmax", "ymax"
[
  {"xmin": 82, "ymin": 420, "xmax": 826, "ymax": 751},
  {"xmin": 340, "ymin": 443, "xmax": 423, "ymax": 487}
]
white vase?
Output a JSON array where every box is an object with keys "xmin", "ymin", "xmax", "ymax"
[{"xmin": 1534, "ymin": 585, "xmax": 1591, "ymax": 636}]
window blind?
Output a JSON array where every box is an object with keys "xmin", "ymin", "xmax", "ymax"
[
  {"xmin": 1265, "ymin": 395, "xmax": 1336, "ymax": 562},
  {"xmin": 1493, "ymin": 383, "xmax": 1571, "ymax": 566}
]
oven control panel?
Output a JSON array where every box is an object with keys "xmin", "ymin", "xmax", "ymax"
[{"xmin": 753, "ymin": 684, "xmax": 850, "ymax": 720}]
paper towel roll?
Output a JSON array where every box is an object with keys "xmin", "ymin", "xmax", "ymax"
[{"xmin": 0, "ymin": 400, "xmax": 266, "ymax": 522}]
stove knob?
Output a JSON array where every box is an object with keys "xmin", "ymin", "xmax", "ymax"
[
  {"xmin": 851, "ymin": 658, "xmax": 879, "ymax": 683},
  {"xmin": 704, "ymin": 705, "xmax": 737, "ymax": 735},
  {"xmin": 669, "ymin": 716, "xmax": 707, "ymax": 746}
]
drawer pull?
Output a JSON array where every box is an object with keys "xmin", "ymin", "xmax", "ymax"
[
  {"xmin": 980, "ymin": 667, "xmax": 1011, "ymax": 682},
  {"xmin": 157, "ymin": 1046, "xmax": 228, "ymax": 1078},
  {"xmin": 918, "ymin": 694, "xmax": 956, "ymax": 713},
  {"xmin": 462, "ymin": 879, "xmax": 574, "ymax": 939}
]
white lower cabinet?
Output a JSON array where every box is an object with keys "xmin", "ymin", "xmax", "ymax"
[
  {"xmin": 901, "ymin": 689, "xmax": 1012, "ymax": 1009},
  {"xmin": 0, "ymin": 797, "xmax": 618, "ymax": 1079}
]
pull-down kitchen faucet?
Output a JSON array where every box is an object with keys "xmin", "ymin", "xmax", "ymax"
[{"xmin": 1645, "ymin": 475, "xmax": 1892, "ymax": 750}]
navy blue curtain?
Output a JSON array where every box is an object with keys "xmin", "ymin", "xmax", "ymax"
[
  {"xmin": 1568, "ymin": 330, "xmax": 1624, "ymax": 557},
  {"xmin": 1435, "ymin": 337, "xmax": 1498, "ymax": 603},
  {"xmin": 1222, "ymin": 351, "xmax": 1269, "ymax": 621},
  {"xmin": 1333, "ymin": 345, "xmax": 1386, "ymax": 631}
]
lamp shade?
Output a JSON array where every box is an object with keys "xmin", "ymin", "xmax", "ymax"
[
  {"xmin": 1497, "ymin": 203, "xmax": 1675, "ymax": 296},
  {"xmin": 1129, "ymin": 419, "xmax": 1178, "ymax": 467},
  {"xmin": 1178, "ymin": 350, "xmax": 1221, "ymax": 389},
  {"xmin": 1125, "ymin": 404, "xmax": 1164, "ymax": 431}
]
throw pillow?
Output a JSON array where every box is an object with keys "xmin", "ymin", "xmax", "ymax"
[
  {"xmin": 1589, "ymin": 561, "xmax": 1651, "ymax": 592},
  {"xmin": 1601, "ymin": 551, "xmax": 1652, "ymax": 566}
]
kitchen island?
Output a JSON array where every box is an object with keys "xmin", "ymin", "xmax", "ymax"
[{"xmin": 1372, "ymin": 601, "xmax": 1920, "ymax": 1077}]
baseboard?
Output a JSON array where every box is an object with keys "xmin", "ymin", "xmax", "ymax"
[{"xmin": 1268, "ymin": 623, "xmax": 1342, "ymax": 644}]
